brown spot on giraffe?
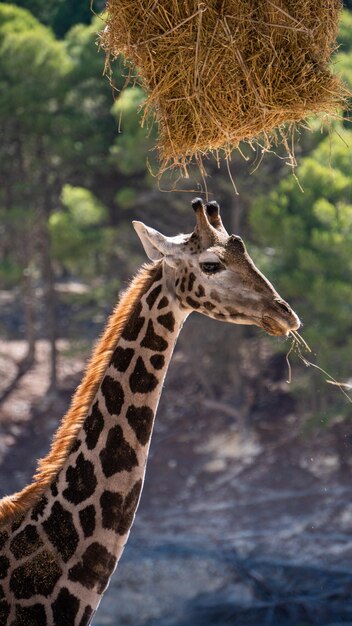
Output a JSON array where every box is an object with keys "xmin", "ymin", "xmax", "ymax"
[
  {"xmin": 69, "ymin": 438, "xmax": 81, "ymax": 454},
  {"xmin": 150, "ymin": 354, "xmax": 165, "ymax": 370},
  {"xmin": 0, "ymin": 556, "xmax": 10, "ymax": 580},
  {"xmin": 14, "ymin": 603, "xmax": 47, "ymax": 626},
  {"xmin": 100, "ymin": 425, "xmax": 138, "ymax": 477},
  {"xmin": 79, "ymin": 605, "xmax": 94, "ymax": 626},
  {"xmin": 84, "ymin": 401, "xmax": 104, "ymax": 451},
  {"xmin": 188, "ymin": 272, "xmax": 196, "ymax": 291},
  {"xmin": 195, "ymin": 284, "xmax": 205, "ymax": 298},
  {"xmin": 0, "ymin": 601, "xmax": 10, "ymax": 625},
  {"xmin": 51, "ymin": 479, "xmax": 58, "ymax": 497},
  {"xmin": 43, "ymin": 502, "xmax": 79, "ymax": 563},
  {"xmin": 110, "ymin": 346, "xmax": 134, "ymax": 372},
  {"xmin": 10, "ymin": 525, "xmax": 43, "ymax": 559},
  {"xmin": 79, "ymin": 505, "xmax": 96, "ymax": 538},
  {"xmin": 63, "ymin": 453, "xmax": 97, "ymax": 505},
  {"xmin": 100, "ymin": 491, "xmax": 123, "ymax": 532},
  {"xmin": 129, "ymin": 357, "xmax": 158, "ymax": 394},
  {"xmin": 31, "ymin": 495, "xmax": 48, "ymax": 521},
  {"xmin": 210, "ymin": 289, "xmax": 221, "ymax": 303},
  {"xmin": 186, "ymin": 296, "xmax": 200, "ymax": 309},
  {"xmin": 0, "ymin": 532, "xmax": 8, "ymax": 551},
  {"xmin": 157, "ymin": 296, "xmax": 169, "ymax": 309},
  {"xmin": 100, "ymin": 481, "xmax": 144, "ymax": 535},
  {"xmin": 121, "ymin": 301, "xmax": 145, "ymax": 341},
  {"xmin": 126, "ymin": 405, "xmax": 154, "ymax": 445},
  {"xmin": 146, "ymin": 284, "xmax": 162, "ymax": 309},
  {"xmin": 11, "ymin": 516, "xmax": 25, "ymax": 533},
  {"xmin": 157, "ymin": 312, "xmax": 175, "ymax": 332},
  {"xmin": 101, "ymin": 376, "xmax": 125, "ymax": 416},
  {"xmin": 68, "ymin": 542, "xmax": 115, "ymax": 594},
  {"xmin": 141, "ymin": 320, "xmax": 168, "ymax": 352},
  {"xmin": 10, "ymin": 550, "xmax": 61, "ymax": 598},
  {"xmin": 52, "ymin": 587, "xmax": 80, "ymax": 625}
]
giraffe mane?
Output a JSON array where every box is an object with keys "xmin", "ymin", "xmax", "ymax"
[{"xmin": 0, "ymin": 262, "xmax": 161, "ymax": 528}]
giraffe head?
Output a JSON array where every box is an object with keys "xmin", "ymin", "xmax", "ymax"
[{"xmin": 133, "ymin": 198, "xmax": 300, "ymax": 336}]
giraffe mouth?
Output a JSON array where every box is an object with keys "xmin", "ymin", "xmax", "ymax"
[
  {"xmin": 207, "ymin": 308, "xmax": 300, "ymax": 336},
  {"xmin": 261, "ymin": 313, "xmax": 300, "ymax": 337}
]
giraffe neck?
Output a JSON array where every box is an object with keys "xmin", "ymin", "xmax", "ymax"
[{"xmin": 0, "ymin": 262, "xmax": 188, "ymax": 626}]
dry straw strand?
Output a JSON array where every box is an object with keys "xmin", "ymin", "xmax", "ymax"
[{"xmin": 101, "ymin": 0, "xmax": 347, "ymax": 175}]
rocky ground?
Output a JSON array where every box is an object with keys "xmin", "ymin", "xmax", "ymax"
[{"xmin": 1, "ymin": 339, "xmax": 352, "ymax": 626}]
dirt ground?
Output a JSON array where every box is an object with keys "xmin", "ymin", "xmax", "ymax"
[{"xmin": 1, "ymin": 339, "xmax": 352, "ymax": 626}]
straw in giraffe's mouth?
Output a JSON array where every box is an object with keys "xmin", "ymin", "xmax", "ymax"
[{"xmin": 285, "ymin": 331, "xmax": 352, "ymax": 404}]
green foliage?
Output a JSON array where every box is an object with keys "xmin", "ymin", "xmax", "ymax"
[
  {"xmin": 0, "ymin": 3, "xmax": 41, "ymax": 37},
  {"xmin": 115, "ymin": 187, "xmax": 137, "ymax": 210},
  {"xmin": 48, "ymin": 0, "xmax": 93, "ymax": 39},
  {"xmin": 337, "ymin": 10, "xmax": 352, "ymax": 53},
  {"xmin": 335, "ymin": 51, "xmax": 352, "ymax": 88},
  {"xmin": 0, "ymin": 4, "xmax": 70, "ymax": 141},
  {"xmin": 0, "ymin": 258, "xmax": 22, "ymax": 288},
  {"xmin": 250, "ymin": 127, "xmax": 352, "ymax": 407},
  {"xmin": 110, "ymin": 87, "xmax": 156, "ymax": 176},
  {"xmin": 5, "ymin": 0, "xmax": 98, "ymax": 37},
  {"xmin": 49, "ymin": 186, "xmax": 109, "ymax": 277},
  {"xmin": 61, "ymin": 185, "xmax": 107, "ymax": 226},
  {"xmin": 0, "ymin": 5, "xmax": 151, "ymax": 299},
  {"xmin": 63, "ymin": 18, "xmax": 126, "ymax": 185},
  {"xmin": 335, "ymin": 10, "xmax": 352, "ymax": 122}
]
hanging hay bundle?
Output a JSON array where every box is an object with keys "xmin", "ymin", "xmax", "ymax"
[{"xmin": 101, "ymin": 0, "xmax": 345, "ymax": 174}]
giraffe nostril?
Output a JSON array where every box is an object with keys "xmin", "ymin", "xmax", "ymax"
[{"xmin": 276, "ymin": 300, "xmax": 291, "ymax": 315}]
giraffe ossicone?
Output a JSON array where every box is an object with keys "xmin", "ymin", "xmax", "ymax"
[{"xmin": 0, "ymin": 199, "xmax": 300, "ymax": 625}]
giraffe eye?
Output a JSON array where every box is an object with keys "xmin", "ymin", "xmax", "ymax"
[{"xmin": 200, "ymin": 262, "xmax": 223, "ymax": 274}]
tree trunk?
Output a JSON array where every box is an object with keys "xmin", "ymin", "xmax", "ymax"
[
  {"xmin": 22, "ymin": 265, "xmax": 36, "ymax": 368},
  {"xmin": 36, "ymin": 139, "xmax": 60, "ymax": 394},
  {"xmin": 231, "ymin": 193, "xmax": 244, "ymax": 235},
  {"xmin": 41, "ymin": 223, "xmax": 58, "ymax": 393}
]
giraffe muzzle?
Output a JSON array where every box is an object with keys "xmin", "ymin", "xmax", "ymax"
[{"xmin": 261, "ymin": 299, "xmax": 300, "ymax": 336}]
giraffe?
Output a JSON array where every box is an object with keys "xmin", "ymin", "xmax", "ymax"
[{"xmin": 0, "ymin": 198, "xmax": 300, "ymax": 625}]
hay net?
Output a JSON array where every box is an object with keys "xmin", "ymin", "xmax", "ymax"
[{"xmin": 101, "ymin": 0, "xmax": 345, "ymax": 174}]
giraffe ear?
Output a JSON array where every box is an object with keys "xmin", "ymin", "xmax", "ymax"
[
  {"xmin": 133, "ymin": 221, "xmax": 164, "ymax": 260},
  {"xmin": 134, "ymin": 220, "xmax": 186, "ymax": 261},
  {"xmin": 133, "ymin": 221, "xmax": 187, "ymax": 264}
]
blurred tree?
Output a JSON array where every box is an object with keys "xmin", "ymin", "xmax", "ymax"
[
  {"xmin": 0, "ymin": 7, "xmax": 159, "ymax": 393},
  {"xmin": 337, "ymin": 10, "xmax": 352, "ymax": 52},
  {"xmin": 250, "ymin": 127, "xmax": 352, "ymax": 415},
  {"xmin": 63, "ymin": 17, "xmax": 119, "ymax": 193},
  {"xmin": 335, "ymin": 10, "xmax": 352, "ymax": 124},
  {"xmin": 63, "ymin": 18, "xmax": 155, "ymax": 230},
  {"xmin": 0, "ymin": 4, "xmax": 71, "ymax": 389},
  {"xmin": 4, "ymin": 0, "xmax": 105, "ymax": 37},
  {"xmin": 109, "ymin": 87, "xmax": 156, "ymax": 176},
  {"xmin": 49, "ymin": 185, "xmax": 110, "ymax": 277}
]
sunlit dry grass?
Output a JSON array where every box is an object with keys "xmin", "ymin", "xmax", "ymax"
[{"xmin": 101, "ymin": 0, "xmax": 346, "ymax": 176}]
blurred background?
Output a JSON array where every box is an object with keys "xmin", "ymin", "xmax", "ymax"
[{"xmin": 1, "ymin": 2, "xmax": 352, "ymax": 624}]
